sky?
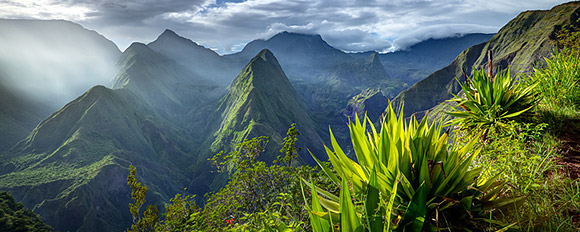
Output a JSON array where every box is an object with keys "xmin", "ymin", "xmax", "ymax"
[{"xmin": 0, "ymin": 0, "xmax": 571, "ymax": 54}]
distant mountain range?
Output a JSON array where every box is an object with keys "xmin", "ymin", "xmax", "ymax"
[{"xmin": 6, "ymin": 6, "xmax": 572, "ymax": 230}]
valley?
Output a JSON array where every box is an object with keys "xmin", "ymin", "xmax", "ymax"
[{"xmin": 1, "ymin": 1, "xmax": 579, "ymax": 230}]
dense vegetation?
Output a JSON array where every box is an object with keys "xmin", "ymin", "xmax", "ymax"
[
  {"xmin": 125, "ymin": 30, "xmax": 580, "ymax": 230},
  {"xmin": 0, "ymin": 191, "xmax": 52, "ymax": 231},
  {"xmin": 1, "ymin": 4, "xmax": 578, "ymax": 231},
  {"xmin": 126, "ymin": 124, "xmax": 337, "ymax": 231}
]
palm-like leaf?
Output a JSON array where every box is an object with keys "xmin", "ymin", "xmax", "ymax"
[
  {"xmin": 447, "ymin": 68, "xmax": 539, "ymax": 135},
  {"xmin": 306, "ymin": 102, "xmax": 519, "ymax": 231}
]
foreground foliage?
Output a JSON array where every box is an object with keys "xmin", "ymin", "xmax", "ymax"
[
  {"xmin": 468, "ymin": 121, "xmax": 580, "ymax": 231},
  {"xmin": 126, "ymin": 124, "xmax": 335, "ymax": 231},
  {"xmin": 0, "ymin": 191, "xmax": 52, "ymax": 232},
  {"xmin": 306, "ymin": 103, "xmax": 520, "ymax": 231},
  {"xmin": 450, "ymin": 48, "xmax": 580, "ymax": 230}
]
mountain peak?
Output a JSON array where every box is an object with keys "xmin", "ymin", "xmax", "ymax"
[
  {"xmin": 232, "ymin": 49, "xmax": 288, "ymax": 89},
  {"xmin": 211, "ymin": 49, "xmax": 322, "ymax": 161},
  {"xmin": 160, "ymin": 29, "xmax": 179, "ymax": 37},
  {"xmin": 124, "ymin": 42, "xmax": 151, "ymax": 53},
  {"xmin": 365, "ymin": 52, "xmax": 381, "ymax": 65},
  {"xmin": 253, "ymin": 49, "xmax": 276, "ymax": 63},
  {"xmin": 154, "ymin": 29, "xmax": 190, "ymax": 44},
  {"xmin": 266, "ymin": 31, "xmax": 326, "ymax": 45}
]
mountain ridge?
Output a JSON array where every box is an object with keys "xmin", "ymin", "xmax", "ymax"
[
  {"xmin": 392, "ymin": 1, "xmax": 580, "ymax": 117},
  {"xmin": 147, "ymin": 29, "xmax": 238, "ymax": 85},
  {"xmin": 209, "ymin": 49, "xmax": 323, "ymax": 163},
  {"xmin": 0, "ymin": 85, "xmax": 195, "ymax": 231}
]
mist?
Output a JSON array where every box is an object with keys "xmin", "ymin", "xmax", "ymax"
[{"xmin": 0, "ymin": 19, "xmax": 121, "ymax": 110}]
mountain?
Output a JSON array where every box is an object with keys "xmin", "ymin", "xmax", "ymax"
[
  {"xmin": 0, "ymin": 86, "xmax": 196, "ymax": 232},
  {"xmin": 0, "ymin": 41, "xmax": 227, "ymax": 231},
  {"xmin": 113, "ymin": 42, "xmax": 221, "ymax": 116},
  {"xmin": 393, "ymin": 2, "xmax": 580, "ymax": 117},
  {"xmin": 209, "ymin": 49, "xmax": 324, "ymax": 162},
  {"xmin": 380, "ymin": 33, "xmax": 494, "ymax": 84},
  {"xmin": 0, "ymin": 19, "xmax": 121, "ymax": 152},
  {"xmin": 326, "ymin": 52, "xmax": 391, "ymax": 86},
  {"xmin": 350, "ymin": 33, "xmax": 494, "ymax": 85},
  {"xmin": 0, "ymin": 19, "xmax": 121, "ymax": 110},
  {"xmin": 148, "ymin": 29, "xmax": 240, "ymax": 85},
  {"xmin": 342, "ymin": 88, "xmax": 388, "ymax": 122},
  {"xmin": 0, "ymin": 79, "xmax": 48, "ymax": 151},
  {"xmin": 306, "ymin": 52, "xmax": 406, "ymax": 113},
  {"xmin": 226, "ymin": 31, "xmax": 354, "ymax": 82}
]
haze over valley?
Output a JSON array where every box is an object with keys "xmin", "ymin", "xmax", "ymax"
[{"xmin": 0, "ymin": 1, "xmax": 578, "ymax": 231}]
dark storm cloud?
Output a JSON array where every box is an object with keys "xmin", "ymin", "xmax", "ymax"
[{"xmin": 0, "ymin": 0, "xmax": 571, "ymax": 54}]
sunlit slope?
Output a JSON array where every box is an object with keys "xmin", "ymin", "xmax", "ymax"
[
  {"xmin": 0, "ymin": 86, "xmax": 195, "ymax": 232},
  {"xmin": 392, "ymin": 2, "xmax": 580, "ymax": 116},
  {"xmin": 210, "ymin": 49, "xmax": 323, "ymax": 162}
]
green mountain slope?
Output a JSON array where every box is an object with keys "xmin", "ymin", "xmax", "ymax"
[
  {"xmin": 0, "ymin": 86, "xmax": 195, "ymax": 232},
  {"xmin": 342, "ymin": 88, "xmax": 389, "ymax": 122},
  {"xmin": 393, "ymin": 1, "xmax": 580, "ymax": 116},
  {"xmin": 113, "ymin": 43, "xmax": 222, "ymax": 122},
  {"xmin": 305, "ymin": 52, "xmax": 407, "ymax": 115},
  {"xmin": 210, "ymin": 49, "xmax": 323, "ymax": 162},
  {"xmin": 326, "ymin": 52, "xmax": 391, "ymax": 86}
]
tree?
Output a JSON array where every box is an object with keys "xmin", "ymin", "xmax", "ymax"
[
  {"xmin": 0, "ymin": 191, "xmax": 52, "ymax": 232},
  {"xmin": 278, "ymin": 123, "xmax": 302, "ymax": 167},
  {"xmin": 126, "ymin": 166, "xmax": 199, "ymax": 232},
  {"xmin": 127, "ymin": 165, "xmax": 159, "ymax": 232}
]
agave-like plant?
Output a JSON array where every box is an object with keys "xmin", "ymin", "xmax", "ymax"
[
  {"xmin": 304, "ymin": 103, "xmax": 522, "ymax": 231},
  {"xmin": 446, "ymin": 68, "xmax": 539, "ymax": 136}
]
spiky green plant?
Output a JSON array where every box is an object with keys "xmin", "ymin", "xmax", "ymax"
[
  {"xmin": 446, "ymin": 68, "xmax": 539, "ymax": 136},
  {"xmin": 305, "ymin": 103, "xmax": 521, "ymax": 231}
]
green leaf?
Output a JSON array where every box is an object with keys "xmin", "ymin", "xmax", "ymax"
[
  {"xmin": 402, "ymin": 181, "xmax": 427, "ymax": 232},
  {"xmin": 340, "ymin": 179, "xmax": 363, "ymax": 232},
  {"xmin": 366, "ymin": 167, "xmax": 384, "ymax": 231},
  {"xmin": 308, "ymin": 176, "xmax": 330, "ymax": 232}
]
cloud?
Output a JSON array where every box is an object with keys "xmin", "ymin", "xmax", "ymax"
[
  {"xmin": 393, "ymin": 24, "xmax": 499, "ymax": 50},
  {"xmin": 0, "ymin": 0, "xmax": 95, "ymax": 21},
  {"xmin": 0, "ymin": 0, "xmax": 571, "ymax": 54}
]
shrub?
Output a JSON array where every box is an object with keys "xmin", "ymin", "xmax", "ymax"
[
  {"xmin": 446, "ymin": 68, "xmax": 539, "ymax": 137},
  {"xmin": 305, "ymin": 103, "xmax": 521, "ymax": 231}
]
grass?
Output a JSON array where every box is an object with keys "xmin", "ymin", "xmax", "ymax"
[{"xmin": 464, "ymin": 49, "xmax": 580, "ymax": 231}]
